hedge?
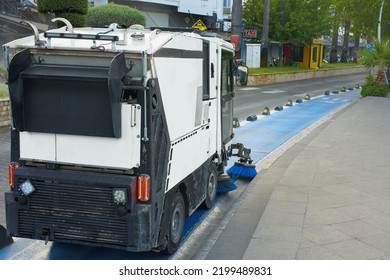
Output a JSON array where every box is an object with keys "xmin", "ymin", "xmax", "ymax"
[
  {"xmin": 88, "ymin": 3, "xmax": 146, "ymax": 28},
  {"xmin": 56, "ymin": 12, "xmax": 88, "ymax": 28},
  {"xmin": 361, "ymin": 83, "xmax": 390, "ymax": 98},
  {"xmin": 37, "ymin": 0, "xmax": 88, "ymax": 14}
]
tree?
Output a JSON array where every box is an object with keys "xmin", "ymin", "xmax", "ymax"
[
  {"xmin": 242, "ymin": 0, "xmax": 264, "ymax": 29},
  {"xmin": 87, "ymin": 3, "xmax": 145, "ymax": 27},
  {"xmin": 329, "ymin": 5, "xmax": 339, "ymax": 63},
  {"xmin": 359, "ymin": 39, "xmax": 390, "ymax": 84},
  {"xmin": 273, "ymin": 0, "xmax": 333, "ymax": 45},
  {"xmin": 347, "ymin": 0, "xmax": 380, "ymax": 62},
  {"xmin": 382, "ymin": 1, "xmax": 390, "ymax": 41},
  {"xmin": 330, "ymin": 0, "xmax": 349, "ymax": 63},
  {"xmin": 37, "ymin": 0, "xmax": 88, "ymax": 27},
  {"xmin": 331, "ymin": 0, "xmax": 389, "ymax": 63},
  {"xmin": 244, "ymin": 0, "xmax": 333, "ymax": 46},
  {"xmin": 340, "ymin": 19, "xmax": 351, "ymax": 62},
  {"xmin": 261, "ymin": 0, "xmax": 270, "ymax": 67},
  {"xmin": 347, "ymin": 0, "xmax": 381, "ymax": 41},
  {"xmin": 242, "ymin": 0, "xmax": 390, "ymax": 66}
]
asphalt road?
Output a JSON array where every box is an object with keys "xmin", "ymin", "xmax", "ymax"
[{"xmin": 233, "ymin": 72, "xmax": 368, "ymax": 121}]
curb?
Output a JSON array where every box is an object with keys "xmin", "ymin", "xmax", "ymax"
[{"xmin": 247, "ymin": 67, "xmax": 367, "ymax": 86}]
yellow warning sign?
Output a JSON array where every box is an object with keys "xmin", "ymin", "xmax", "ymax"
[{"xmin": 192, "ymin": 19, "xmax": 207, "ymax": 31}]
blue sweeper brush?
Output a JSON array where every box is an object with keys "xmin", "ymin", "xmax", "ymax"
[
  {"xmin": 227, "ymin": 161, "xmax": 257, "ymax": 180},
  {"xmin": 217, "ymin": 174, "xmax": 238, "ymax": 193},
  {"xmin": 227, "ymin": 143, "xmax": 257, "ymax": 180}
]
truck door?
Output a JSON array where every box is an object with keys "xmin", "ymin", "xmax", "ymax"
[
  {"xmin": 207, "ymin": 41, "xmax": 218, "ymax": 154},
  {"xmin": 220, "ymin": 50, "xmax": 234, "ymax": 145}
]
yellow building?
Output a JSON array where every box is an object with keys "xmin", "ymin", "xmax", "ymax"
[{"xmin": 294, "ymin": 39, "xmax": 324, "ymax": 69}]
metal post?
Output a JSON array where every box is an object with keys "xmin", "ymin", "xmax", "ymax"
[
  {"xmin": 142, "ymin": 51, "xmax": 149, "ymax": 142},
  {"xmin": 241, "ymin": 25, "xmax": 245, "ymax": 64}
]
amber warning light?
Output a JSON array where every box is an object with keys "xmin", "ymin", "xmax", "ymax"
[
  {"xmin": 9, "ymin": 162, "xmax": 20, "ymax": 189},
  {"xmin": 137, "ymin": 174, "xmax": 150, "ymax": 202}
]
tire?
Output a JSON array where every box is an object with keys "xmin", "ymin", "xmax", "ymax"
[
  {"xmin": 203, "ymin": 163, "xmax": 217, "ymax": 209},
  {"xmin": 165, "ymin": 191, "xmax": 185, "ymax": 254}
]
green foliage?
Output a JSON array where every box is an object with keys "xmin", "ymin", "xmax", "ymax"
[
  {"xmin": 243, "ymin": 0, "xmax": 390, "ymax": 45},
  {"xmin": 0, "ymin": 84, "xmax": 8, "ymax": 100},
  {"xmin": 358, "ymin": 40, "xmax": 390, "ymax": 83},
  {"xmin": 345, "ymin": 0, "xmax": 381, "ymax": 41},
  {"xmin": 0, "ymin": 68, "xmax": 8, "ymax": 99},
  {"xmin": 321, "ymin": 62, "xmax": 361, "ymax": 69},
  {"xmin": 56, "ymin": 12, "xmax": 88, "ymax": 28},
  {"xmin": 359, "ymin": 40, "xmax": 390, "ymax": 69},
  {"xmin": 248, "ymin": 66, "xmax": 308, "ymax": 74},
  {"xmin": 37, "ymin": 0, "xmax": 88, "ymax": 27},
  {"xmin": 242, "ymin": 0, "xmax": 264, "ymax": 30},
  {"xmin": 274, "ymin": 0, "xmax": 333, "ymax": 45},
  {"xmin": 37, "ymin": 0, "xmax": 88, "ymax": 14},
  {"xmin": 381, "ymin": 1, "xmax": 390, "ymax": 41},
  {"xmin": 87, "ymin": 3, "xmax": 146, "ymax": 28},
  {"xmin": 248, "ymin": 62, "xmax": 360, "ymax": 74},
  {"xmin": 361, "ymin": 83, "xmax": 389, "ymax": 97},
  {"xmin": 243, "ymin": 0, "xmax": 333, "ymax": 45},
  {"xmin": 365, "ymin": 74, "xmax": 375, "ymax": 85},
  {"xmin": 361, "ymin": 73, "xmax": 389, "ymax": 97}
]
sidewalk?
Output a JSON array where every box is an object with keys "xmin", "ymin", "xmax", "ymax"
[{"xmin": 205, "ymin": 96, "xmax": 390, "ymax": 260}]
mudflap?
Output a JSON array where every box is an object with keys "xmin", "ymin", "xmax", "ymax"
[
  {"xmin": 130, "ymin": 204, "xmax": 153, "ymax": 252},
  {"xmin": 4, "ymin": 191, "xmax": 18, "ymax": 237},
  {"xmin": 0, "ymin": 224, "xmax": 13, "ymax": 249}
]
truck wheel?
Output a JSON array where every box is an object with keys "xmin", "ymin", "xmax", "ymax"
[
  {"xmin": 203, "ymin": 163, "xmax": 217, "ymax": 209},
  {"xmin": 165, "ymin": 191, "xmax": 185, "ymax": 254}
]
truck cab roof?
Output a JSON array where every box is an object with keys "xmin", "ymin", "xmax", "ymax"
[{"xmin": 3, "ymin": 22, "xmax": 234, "ymax": 55}]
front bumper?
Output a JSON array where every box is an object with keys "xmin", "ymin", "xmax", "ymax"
[{"xmin": 5, "ymin": 166, "xmax": 153, "ymax": 251}]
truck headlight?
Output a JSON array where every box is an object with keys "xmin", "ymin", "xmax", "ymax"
[
  {"xmin": 113, "ymin": 188, "xmax": 128, "ymax": 204},
  {"xmin": 20, "ymin": 180, "xmax": 35, "ymax": 196}
]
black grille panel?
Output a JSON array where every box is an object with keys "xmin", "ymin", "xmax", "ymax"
[{"xmin": 18, "ymin": 181, "xmax": 128, "ymax": 247}]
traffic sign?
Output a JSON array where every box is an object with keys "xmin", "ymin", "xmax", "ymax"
[
  {"xmin": 192, "ymin": 19, "xmax": 207, "ymax": 31},
  {"xmin": 366, "ymin": 43, "xmax": 373, "ymax": 50}
]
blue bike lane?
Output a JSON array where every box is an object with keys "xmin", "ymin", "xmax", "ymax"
[{"xmin": 230, "ymin": 90, "xmax": 361, "ymax": 168}]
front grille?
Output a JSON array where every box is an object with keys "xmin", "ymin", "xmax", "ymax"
[{"xmin": 18, "ymin": 181, "xmax": 128, "ymax": 247}]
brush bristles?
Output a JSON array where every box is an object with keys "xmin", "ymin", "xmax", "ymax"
[
  {"xmin": 217, "ymin": 177, "xmax": 238, "ymax": 193},
  {"xmin": 227, "ymin": 162, "xmax": 257, "ymax": 180}
]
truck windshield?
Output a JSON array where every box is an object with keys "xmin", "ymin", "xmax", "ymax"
[{"xmin": 221, "ymin": 50, "xmax": 234, "ymax": 144}]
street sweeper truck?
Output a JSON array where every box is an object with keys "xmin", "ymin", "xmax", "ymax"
[{"xmin": 3, "ymin": 20, "xmax": 251, "ymax": 254}]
